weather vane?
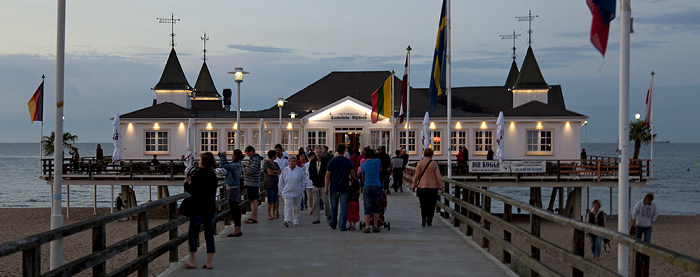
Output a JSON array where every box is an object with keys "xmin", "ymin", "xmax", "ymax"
[
  {"xmin": 500, "ymin": 30, "xmax": 521, "ymax": 61},
  {"xmin": 516, "ymin": 10, "xmax": 538, "ymax": 46},
  {"xmin": 157, "ymin": 13, "xmax": 180, "ymax": 48},
  {"xmin": 201, "ymin": 33, "xmax": 209, "ymax": 61}
]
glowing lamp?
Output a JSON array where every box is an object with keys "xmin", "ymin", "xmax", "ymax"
[{"xmin": 433, "ymin": 136, "xmax": 441, "ymax": 143}]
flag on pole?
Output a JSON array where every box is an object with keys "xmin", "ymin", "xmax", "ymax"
[
  {"xmin": 371, "ymin": 75, "xmax": 393, "ymax": 124},
  {"xmin": 399, "ymin": 53, "xmax": 409, "ymax": 124},
  {"xmin": 644, "ymin": 73, "xmax": 654, "ymax": 128},
  {"xmin": 587, "ymin": 0, "xmax": 616, "ymax": 56},
  {"xmin": 428, "ymin": 0, "xmax": 447, "ymax": 112},
  {"xmin": 27, "ymin": 80, "xmax": 44, "ymax": 123}
]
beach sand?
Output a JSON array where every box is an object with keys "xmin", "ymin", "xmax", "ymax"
[
  {"xmin": 0, "ymin": 207, "xmax": 226, "ymax": 277},
  {"xmin": 465, "ymin": 214, "xmax": 700, "ymax": 276}
]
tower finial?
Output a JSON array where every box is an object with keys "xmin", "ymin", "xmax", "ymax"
[
  {"xmin": 516, "ymin": 10, "xmax": 538, "ymax": 46},
  {"xmin": 157, "ymin": 13, "xmax": 181, "ymax": 48},
  {"xmin": 500, "ymin": 30, "xmax": 521, "ymax": 61},
  {"xmin": 201, "ymin": 33, "xmax": 209, "ymax": 61}
]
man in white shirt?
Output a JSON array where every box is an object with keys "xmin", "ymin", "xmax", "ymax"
[{"xmin": 631, "ymin": 193, "xmax": 659, "ymax": 243}]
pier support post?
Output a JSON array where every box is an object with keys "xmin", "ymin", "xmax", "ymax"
[
  {"xmin": 453, "ymin": 186, "xmax": 461, "ymax": 227},
  {"xmin": 482, "ymin": 190, "xmax": 491, "ymax": 250},
  {"xmin": 92, "ymin": 225, "xmax": 106, "ymax": 277},
  {"xmin": 503, "ymin": 203, "xmax": 512, "ymax": 264},
  {"xmin": 137, "ymin": 210, "xmax": 148, "ymax": 277},
  {"xmin": 572, "ymin": 228, "xmax": 585, "ymax": 277},
  {"xmin": 168, "ymin": 201, "xmax": 178, "ymax": 263},
  {"xmin": 530, "ymin": 214, "xmax": 541, "ymax": 277}
]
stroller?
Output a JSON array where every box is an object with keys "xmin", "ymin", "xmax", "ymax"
[{"xmin": 359, "ymin": 189, "xmax": 390, "ymax": 230}]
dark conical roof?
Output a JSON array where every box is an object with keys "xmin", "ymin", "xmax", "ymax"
[
  {"xmin": 193, "ymin": 61, "xmax": 220, "ymax": 98},
  {"xmin": 505, "ymin": 60, "xmax": 519, "ymax": 88},
  {"xmin": 512, "ymin": 46, "xmax": 549, "ymax": 90},
  {"xmin": 153, "ymin": 48, "xmax": 191, "ymax": 91}
]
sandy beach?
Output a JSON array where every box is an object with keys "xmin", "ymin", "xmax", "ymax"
[
  {"xmin": 0, "ymin": 207, "xmax": 698, "ymax": 276},
  {"xmin": 0, "ymin": 207, "xmax": 226, "ymax": 277}
]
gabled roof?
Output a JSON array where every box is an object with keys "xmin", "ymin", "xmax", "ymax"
[
  {"xmin": 512, "ymin": 46, "xmax": 549, "ymax": 90},
  {"xmin": 193, "ymin": 61, "xmax": 221, "ymax": 99},
  {"xmin": 153, "ymin": 48, "xmax": 192, "ymax": 91},
  {"xmin": 505, "ymin": 60, "xmax": 519, "ymax": 88},
  {"xmin": 121, "ymin": 102, "xmax": 197, "ymax": 119},
  {"xmin": 503, "ymin": 100, "xmax": 584, "ymax": 117}
]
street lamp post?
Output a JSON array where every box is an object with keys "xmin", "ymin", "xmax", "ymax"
[
  {"xmin": 635, "ymin": 113, "xmax": 641, "ymax": 120},
  {"xmin": 290, "ymin": 112, "xmax": 297, "ymax": 150},
  {"xmin": 278, "ymin": 98, "xmax": 285, "ymax": 146},
  {"xmin": 227, "ymin": 67, "xmax": 249, "ymax": 150},
  {"xmin": 582, "ymin": 120, "xmax": 588, "ymax": 149}
]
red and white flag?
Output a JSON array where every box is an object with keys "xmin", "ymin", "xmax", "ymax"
[
  {"xmin": 399, "ymin": 52, "xmax": 409, "ymax": 123},
  {"xmin": 644, "ymin": 73, "xmax": 654, "ymax": 128}
]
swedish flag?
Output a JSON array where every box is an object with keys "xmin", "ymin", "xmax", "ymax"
[{"xmin": 428, "ymin": 0, "xmax": 447, "ymax": 112}]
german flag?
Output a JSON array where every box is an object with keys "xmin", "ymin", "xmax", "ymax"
[{"xmin": 27, "ymin": 80, "xmax": 44, "ymax": 123}]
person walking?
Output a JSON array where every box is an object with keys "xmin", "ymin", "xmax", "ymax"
[
  {"xmin": 325, "ymin": 143, "xmax": 356, "ymax": 231},
  {"xmin": 243, "ymin": 146, "xmax": 264, "ymax": 224},
  {"xmin": 183, "ymin": 152, "xmax": 218, "ymax": 269},
  {"xmin": 631, "ymin": 193, "xmax": 658, "ymax": 243},
  {"xmin": 390, "ymin": 150, "xmax": 405, "ymax": 193},
  {"xmin": 585, "ymin": 199, "xmax": 605, "ymax": 261},
  {"xmin": 309, "ymin": 148, "xmax": 330, "ymax": 224},
  {"xmin": 303, "ymin": 152, "xmax": 314, "ymax": 215},
  {"xmin": 279, "ymin": 156, "xmax": 307, "ymax": 227},
  {"xmin": 262, "ymin": 150, "xmax": 281, "ymax": 220},
  {"xmin": 377, "ymin": 146, "xmax": 391, "ymax": 194},
  {"xmin": 218, "ymin": 150, "xmax": 244, "ymax": 237},
  {"xmin": 360, "ymin": 148, "xmax": 382, "ymax": 233},
  {"xmin": 411, "ymin": 148, "xmax": 444, "ymax": 227}
]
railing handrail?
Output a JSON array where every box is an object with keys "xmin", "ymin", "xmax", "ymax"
[{"xmin": 404, "ymin": 166, "xmax": 699, "ymax": 276}]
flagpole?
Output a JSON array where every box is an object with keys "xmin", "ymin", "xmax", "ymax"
[
  {"xmin": 649, "ymin": 71, "xmax": 655, "ymax": 179},
  {"xmin": 51, "ymin": 0, "xmax": 66, "ymax": 270},
  {"xmin": 391, "ymin": 70, "xmax": 395, "ymax": 151},
  {"xmin": 618, "ymin": 0, "xmax": 631, "ymax": 274},
  {"xmin": 406, "ymin": 46, "xmax": 411, "ymax": 153},
  {"xmin": 40, "ymin": 75, "xmax": 45, "ymax": 178},
  {"xmin": 446, "ymin": 0, "xmax": 452, "ymax": 179}
]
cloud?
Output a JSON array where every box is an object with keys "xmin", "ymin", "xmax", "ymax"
[{"xmin": 227, "ymin": 44, "xmax": 294, "ymax": 53}]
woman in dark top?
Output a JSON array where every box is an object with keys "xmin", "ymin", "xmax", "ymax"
[{"xmin": 183, "ymin": 152, "xmax": 218, "ymax": 269}]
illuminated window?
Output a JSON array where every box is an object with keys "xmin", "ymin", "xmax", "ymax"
[
  {"xmin": 307, "ymin": 131, "xmax": 327, "ymax": 149},
  {"xmin": 370, "ymin": 130, "xmax": 391, "ymax": 150},
  {"xmin": 527, "ymin": 130, "xmax": 553, "ymax": 154},
  {"xmin": 200, "ymin": 131, "xmax": 218, "ymax": 152},
  {"xmin": 399, "ymin": 130, "xmax": 416, "ymax": 153},
  {"xmin": 431, "ymin": 131, "xmax": 441, "ymax": 153},
  {"xmin": 227, "ymin": 131, "xmax": 245, "ymax": 152},
  {"xmin": 450, "ymin": 131, "xmax": 467, "ymax": 153},
  {"xmin": 264, "ymin": 130, "xmax": 273, "ymax": 153},
  {"xmin": 474, "ymin": 130, "xmax": 493, "ymax": 153},
  {"xmin": 145, "ymin": 131, "xmax": 168, "ymax": 153}
]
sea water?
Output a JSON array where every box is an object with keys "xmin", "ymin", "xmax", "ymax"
[
  {"xmin": 1, "ymin": 143, "xmax": 699, "ymax": 215},
  {"xmin": 0, "ymin": 143, "xmax": 184, "ymax": 209}
]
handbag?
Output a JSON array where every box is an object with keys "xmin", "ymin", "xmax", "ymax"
[
  {"xmin": 178, "ymin": 197, "xmax": 195, "ymax": 217},
  {"xmin": 629, "ymin": 225, "xmax": 637, "ymax": 236},
  {"xmin": 603, "ymin": 238, "xmax": 611, "ymax": 253}
]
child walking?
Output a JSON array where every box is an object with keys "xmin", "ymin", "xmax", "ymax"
[{"xmin": 347, "ymin": 179, "xmax": 361, "ymax": 230}]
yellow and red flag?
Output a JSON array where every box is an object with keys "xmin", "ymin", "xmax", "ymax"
[
  {"xmin": 371, "ymin": 75, "xmax": 392, "ymax": 124},
  {"xmin": 27, "ymin": 80, "xmax": 44, "ymax": 123}
]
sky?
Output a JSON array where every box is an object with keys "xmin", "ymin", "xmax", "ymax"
[{"xmin": 1, "ymin": 0, "xmax": 699, "ymax": 143}]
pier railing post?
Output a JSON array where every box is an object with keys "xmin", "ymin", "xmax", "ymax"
[
  {"xmin": 482, "ymin": 190, "xmax": 491, "ymax": 250},
  {"xmin": 442, "ymin": 181, "xmax": 450, "ymax": 219},
  {"xmin": 453, "ymin": 185, "xmax": 461, "ymax": 227},
  {"xmin": 137, "ymin": 210, "xmax": 148, "ymax": 277},
  {"xmin": 168, "ymin": 201, "xmax": 178, "ymax": 263},
  {"xmin": 530, "ymin": 214, "xmax": 541, "ymax": 277},
  {"xmin": 220, "ymin": 187, "xmax": 231, "ymax": 226},
  {"xmin": 92, "ymin": 225, "xmax": 106, "ymax": 277},
  {"xmin": 572, "ymin": 228, "xmax": 585, "ymax": 277},
  {"xmin": 634, "ymin": 250, "xmax": 650, "ymax": 277},
  {"xmin": 503, "ymin": 203, "xmax": 512, "ymax": 264},
  {"xmin": 466, "ymin": 188, "xmax": 474, "ymax": 237},
  {"xmin": 22, "ymin": 246, "xmax": 40, "ymax": 277}
]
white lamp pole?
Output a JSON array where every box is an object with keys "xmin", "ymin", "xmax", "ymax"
[
  {"xmin": 278, "ymin": 98, "xmax": 285, "ymax": 147},
  {"xmin": 290, "ymin": 112, "xmax": 297, "ymax": 150},
  {"xmin": 227, "ymin": 67, "xmax": 249, "ymax": 149},
  {"xmin": 51, "ymin": 0, "xmax": 66, "ymax": 269},
  {"xmin": 582, "ymin": 120, "xmax": 588, "ymax": 149}
]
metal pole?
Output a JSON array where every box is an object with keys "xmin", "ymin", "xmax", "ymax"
[
  {"xmin": 618, "ymin": 0, "xmax": 631, "ymax": 274},
  {"xmin": 446, "ymin": 0, "xmax": 452, "ymax": 179},
  {"xmin": 391, "ymin": 71, "xmax": 395, "ymax": 151},
  {"xmin": 110, "ymin": 185, "xmax": 114, "ymax": 214},
  {"xmin": 584, "ymin": 123, "xmax": 588, "ymax": 149},
  {"xmin": 236, "ymin": 82, "xmax": 241, "ymax": 150},
  {"xmin": 279, "ymin": 106, "xmax": 282, "ymax": 146},
  {"xmin": 50, "ymin": 0, "xmax": 66, "ymax": 269},
  {"xmin": 93, "ymin": 185, "xmax": 97, "ymax": 215},
  {"xmin": 649, "ymin": 71, "xmax": 654, "ymax": 179},
  {"xmin": 406, "ymin": 47, "xmax": 411, "ymax": 153}
]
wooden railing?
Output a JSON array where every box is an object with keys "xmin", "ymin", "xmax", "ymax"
[
  {"xmin": 404, "ymin": 166, "xmax": 700, "ymax": 277},
  {"xmin": 0, "ymin": 186, "xmax": 261, "ymax": 277}
]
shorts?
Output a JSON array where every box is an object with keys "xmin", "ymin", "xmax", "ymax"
[
  {"xmin": 266, "ymin": 188, "xmax": 279, "ymax": 204},
  {"xmin": 363, "ymin": 185, "xmax": 382, "ymax": 215},
  {"xmin": 247, "ymin": 186, "xmax": 260, "ymax": 201},
  {"xmin": 226, "ymin": 187, "xmax": 241, "ymax": 202}
]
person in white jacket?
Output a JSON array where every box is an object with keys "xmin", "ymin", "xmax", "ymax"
[
  {"xmin": 279, "ymin": 156, "xmax": 307, "ymax": 227},
  {"xmin": 631, "ymin": 193, "xmax": 658, "ymax": 243}
]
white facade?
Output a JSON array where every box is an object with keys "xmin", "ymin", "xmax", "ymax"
[{"xmin": 120, "ymin": 96, "xmax": 583, "ymax": 162}]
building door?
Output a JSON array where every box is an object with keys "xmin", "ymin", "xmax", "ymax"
[{"xmin": 334, "ymin": 127, "xmax": 363, "ymax": 154}]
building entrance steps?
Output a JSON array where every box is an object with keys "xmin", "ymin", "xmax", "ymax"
[{"xmin": 161, "ymin": 189, "xmax": 516, "ymax": 277}]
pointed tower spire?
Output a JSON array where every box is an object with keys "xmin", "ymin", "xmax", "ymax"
[
  {"xmin": 154, "ymin": 48, "xmax": 191, "ymax": 91},
  {"xmin": 512, "ymin": 46, "xmax": 548, "ymax": 90},
  {"xmin": 505, "ymin": 60, "xmax": 519, "ymax": 88}
]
